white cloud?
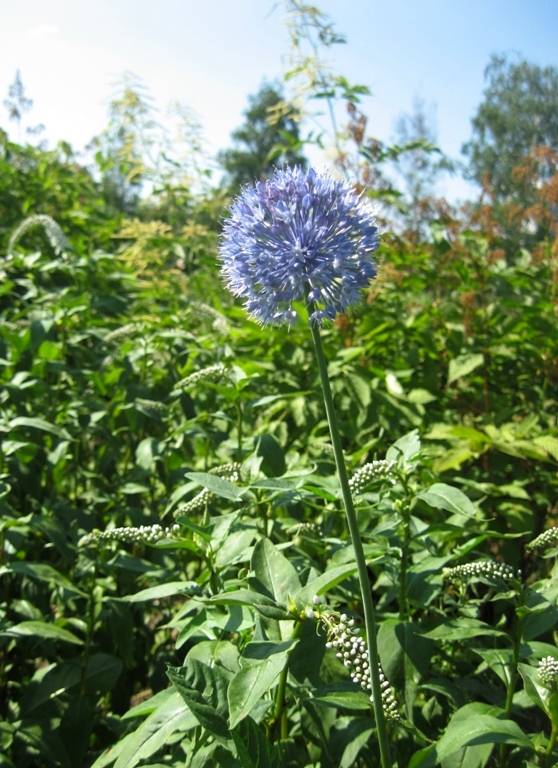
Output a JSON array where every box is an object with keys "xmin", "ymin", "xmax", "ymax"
[{"xmin": 28, "ymin": 24, "xmax": 60, "ymax": 41}]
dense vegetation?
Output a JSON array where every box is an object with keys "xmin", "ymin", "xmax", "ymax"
[{"xmin": 1, "ymin": 4, "xmax": 558, "ymax": 766}]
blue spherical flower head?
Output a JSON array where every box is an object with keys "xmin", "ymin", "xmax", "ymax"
[{"xmin": 219, "ymin": 167, "xmax": 380, "ymax": 326}]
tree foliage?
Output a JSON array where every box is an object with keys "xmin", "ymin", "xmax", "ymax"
[
  {"xmin": 463, "ymin": 54, "xmax": 558, "ymax": 202},
  {"xmin": 217, "ymin": 81, "xmax": 307, "ymax": 190},
  {"xmin": 2, "ymin": 70, "xmax": 44, "ymax": 142},
  {"xmin": 392, "ymin": 98, "xmax": 454, "ymax": 240}
]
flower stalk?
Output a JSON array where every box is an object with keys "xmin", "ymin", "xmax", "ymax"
[
  {"xmin": 219, "ymin": 166, "xmax": 388, "ymax": 761},
  {"xmin": 310, "ymin": 321, "xmax": 392, "ymax": 768}
]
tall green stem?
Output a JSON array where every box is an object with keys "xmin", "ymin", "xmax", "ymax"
[
  {"xmin": 272, "ymin": 621, "xmax": 304, "ymax": 742},
  {"xmin": 544, "ymin": 726, "xmax": 558, "ymax": 766},
  {"xmin": 310, "ymin": 322, "xmax": 392, "ymax": 768},
  {"xmin": 498, "ymin": 611, "xmax": 525, "ymax": 768}
]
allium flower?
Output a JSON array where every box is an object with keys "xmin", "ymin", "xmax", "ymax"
[{"xmin": 219, "ymin": 167, "xmax": 379, "ymax": 326}]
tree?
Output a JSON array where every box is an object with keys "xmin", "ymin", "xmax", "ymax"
[
  {"xmin": 463, "ymin": 54, "xmax": 558, "ymax": 203},
  {"xmin": 392, "ymin": 98, "xmax": 453, "ymax": 240},
  {"xmin": 218, "ymin": 82, "xmax": 307, "ymax": 190},
  {"xmin": 3, "ymin": 70, "xmax": 44, "ymax": 142}
]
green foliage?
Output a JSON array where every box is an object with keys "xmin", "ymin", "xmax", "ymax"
[
  {"xmin": 463, "ymin": 54, "xmax": 558, "ymax": 249},
  {"xmin": 2, "ymin": 189, "xmax": 558, "ymax": 765},
  {"xmin": 0, "ymin": 128, "xmax": 117, "ymax": 256},
  {"xmin": 463, "ymin": 54, "xmax": 558, "ymax": 201},
  {"xmin": 2, "ymin": 14, "xmax": 558, "ymax": 765},
  {"xmin": 392, "ymin": 98, "xmax": 455, "ymax": 240},
  {"xmin": 217, "ymin": 81, "xmax": 307, "ymax": 190}
]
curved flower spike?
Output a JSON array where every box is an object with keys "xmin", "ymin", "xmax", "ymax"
[{"xmin": 219, "ymin": 167, "xmax": 379, "ymax": 326}]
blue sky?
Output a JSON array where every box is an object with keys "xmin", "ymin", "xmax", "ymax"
[{"xmin": 1, "ymin": 0, "xmax": 557, "ymax": 202}]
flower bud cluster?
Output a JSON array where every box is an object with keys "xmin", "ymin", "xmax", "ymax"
[
  {"xmin": 527, "ymin": 527, "xmax": 558, "ymax": 552},
  {"xmin": 191, "ymin": 301, "xmax": 230, "ymax": 335},
  {"xmin": 322, "ymin": 611, "xmax": 399, "ymax": 721},
  {"xmin": 175, "ymin": 489, "xmax": 211, "ymax": 517},
  {"xmin": 135, "ymin": 398, "xmax": 167, "ymax": 414},
  {"xmin": 209, "ymin": 463, "xmax": 241, "ymax": 479},
  {"xmin": 443, "ymin": 560, "xmax": 519, "ymax": 585},
  {"xmin": 79, "ymin": 523, "xmax": 180, "ymax": 547},
  {"xmin": 104, "ymin": 323, "xmax": 139, "ymax": 344},
  {"xmin": 173, "ymin": 364, "xmax": 227, "ymax": 392},
  {"xmin": 538, "ymin": 655, "xmax": 558, "ymax": 690},
  {"xmin": 8, "ymin": 214, "xmax": 72, "ymax": 258},
  {"xmin": 174, "ymin": 463, "xmax": 241, "ymax": 517},
  {"xmin": 349, "ymin": 460, "xmax": 397, "ymax": 495},
  {"xmin": 159, "ymin": 329, "xmax": 191, "ymax": 339},
  {"xmin": 287, "ymin": 522, "xmax": 320, "ymax": 536}
]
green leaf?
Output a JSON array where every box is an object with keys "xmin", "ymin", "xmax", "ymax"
[
  {"xmin": 228, "ymin": 641, "xmax": 295, "ymax": 728},
  {"xmin": 378, "ymin": 619, "xmax": 435, "ymax": 690},
  {"xmin": 385, "ymin": 372, "xmax": 404, "ymax": 396},
  {"xmin": 208, "ymin": 589, "xmax": 291, "ymax": 621},
  {"xmin": 135, "ymin": 437, "xmax": 162, "ymax": 470},
  {"xmin": 331, "ymin": 716, "xmax": 375, "ymax": 768},
  {"xmin": 9, "ymin": 415, "xmax": 74, "ymax": 441},
  {"xmin": 186, "ymin": 471, "xmax": 246, "ymax": 501},
  {"xmin": 2, "ymin": 620, "xmax": 83, "ymax": 645},
  {"xmin": 417, "ymin": 483, "xmax": 477, "ymax": 517},
  {"xmin": 167, "ymin": 660, "xmax": 230, "ymax": 740},
  {"xmin": 422, "ymin": 618, "xmax": 507, "ymax": 641},
  {"xmin": 214, "ymin": 526, "xmax": 257, "ymax": 569},
  {"xmin": 435, "ymin": 707, "xmax": 532, "ymax": 760},
  {"xmin": 21, "ymin": 653, "xmax": 123, "ymax": 714},
  {"xmin": 308, "ymin": 684, "xmax": 371, "ymax": 710},
  {"xmin": 231, "ymin": 716, "xmax": 282, "ymax": 768},
  {"xmin": 97, "ymin": 691, "xmax": 196, "ymax": 768},
  {"xmin": 518, "ymin": 663, "xmax": 558, "ymax": 719},
  {"xmin": 251, "ymin": 538, "xmax": 302, "ymax": 606},
  {"xmin": 448, "ymin": 353, "xmax": 484, "ymax": 384},
  {"xmin": 533, "ymin": 435, "xmax": 558, "ymax": 462},
  {"xmin": 120, "ymin": 482, "xmax": 150, "ymax": 494},
  {"xmin": 386, "ymin": 429, "xmax": 421, "ymax": 463},
  {"xmin": 253, "ymin": 434, "xmax": 286, "ymax": 477},
  {"xmin": 175, "ymin": 515, "xmax": 214, "ymax": 540},
  {"xmin": 249, "ymin": 477, "xmax": 306, "ymax": 492},
  {"xmin": 0, "ymin": 562, "xmax": 86, "ymax": 595},
  {"xmin": 59, "ymin": 695, "xmax": 94, "ymax": 767},
  {"xmin": 294, "ymin": 563, "xmax": 358, "ymax": 609},
  {"xmin": 122, "ymin": 581, "xmax": 199, "ymax": 602}
]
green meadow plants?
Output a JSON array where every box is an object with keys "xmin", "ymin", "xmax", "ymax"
[
  {"xmin": 57, "ymin": 168, "xmax": 558, "ymax": 767},
  {"xmin": 1, "ymin": 41, "xmax": 558, "ymax": 765}
]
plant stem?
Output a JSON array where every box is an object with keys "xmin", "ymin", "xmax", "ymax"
[
  {"xmin": 310, "ymin": 322, "xmax": 392, "ymax": 768},
  {"xmin": 498, "ymin": 610, "xmax": 525, "ymax": 768},
  {"xmin": 272, "ymin": 621, "xmax": 304, "ymax": 742},
  {"xmin": 235, "ymin": 401, "xmax": 243, "ymax": 464},
  {"xmin": 544, "ymin": 725, "xmax": 558, "ymax": 766}
]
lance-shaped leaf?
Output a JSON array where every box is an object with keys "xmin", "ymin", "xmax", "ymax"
[
  {"xmin": 228, "ymin": 640, "xmax": 296, "ymax": 728},
  {"xmin": 231, "ymin": 715, "xmax": 282, "ymax": 768},
  {"xmin": 208, "ymin": 589, "xmax": 292, "ymax": 621},
  {"xmin": 416, "ymin": 483, "xmax": 477, "ymax": 517},
  {"xmin": 167, "ymin": 660, "xmax": 230, "ymax": 741},
  {"xmin": 251, "ymin": 538, "xmax": 301, "ymax": 606},
  {"xmin": 2, "ymin": 620, "xmax": 83, "ymax": 646},
  {"xmin": 294, "ymin": 563, "xmax": 358, "ymax": 610},
  {"xmin": 186, "ymin": 471, "xmax": 247, "ymax": 501}
]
